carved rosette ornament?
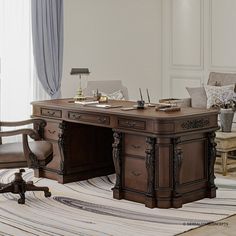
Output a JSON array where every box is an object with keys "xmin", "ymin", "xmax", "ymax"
[
  {"xmin": 173, "ymin": 137, "xmax": 183, "ymax": 197},
  {"xmin": 145, "ymin": 137, "xmax": 156, "ymax": 198},
  {"xmin": 112, "ymin": 131, "xmax": 122, "ymax": 190},
  {"xmin": 207, "ymin": 131, "xmax": 217, "ymax": 189},
  {"xmin": 58, "ymin": 121, "xmax": 67, "ymax": 175}
]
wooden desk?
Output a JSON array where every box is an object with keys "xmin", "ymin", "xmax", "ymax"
[{"xmin": 31, "ymin": 99, "xmax": 219, "ymax": 208}]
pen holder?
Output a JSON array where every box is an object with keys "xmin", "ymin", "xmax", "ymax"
[{"xmin": 137, "ymin": 100, "xmax": 145, "ymax": 109}]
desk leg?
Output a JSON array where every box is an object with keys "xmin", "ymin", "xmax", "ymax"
[
  {"xmin": 112, "ymin": 131, "xmax": 123, "ymax": 199},
  {"xmin": 221, "ymin": 152, "xmax": 228, "ymax": 176},
  {"xmin": 145, "ymin": 137, "xmax": 156, "ymax": 208}
]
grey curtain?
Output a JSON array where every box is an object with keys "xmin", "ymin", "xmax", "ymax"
[{"xmin": 31, "ymin": 0, "xmax": 63, "ymax": 99}]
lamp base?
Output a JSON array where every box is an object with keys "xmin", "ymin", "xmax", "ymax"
[{"xmin": 74, "ymin": 87, "xmax": 86, "ymax": 101}]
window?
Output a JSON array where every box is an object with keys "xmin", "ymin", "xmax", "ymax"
[{"xmin": 0, "ymin": 0, "xmax": 48, "ymax": 141}]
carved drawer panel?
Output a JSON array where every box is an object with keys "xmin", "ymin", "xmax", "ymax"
[
  {"xmin": 68, "ymin": 111, "xmax": 110, "ymax": 125},
  {"xmin": 123, "ymin": 156, "xmax": 147, "ymax": 192},
  {"xmin": 44, "ymin": 122, "xmax": 60, "ymax": 140},
  {"xmin": 41, "ymin": 108, "xmax": 62, "ymax": 118},
  {"xmin": 176, "ymin": 117, "xmax": 211, "ymax": 132},
  {"xmin": 118, "ymin": 118, "xmax": 146, "ymax": 131},
  {"xmin": 124, "ymin": 134, "xmax": 146, "ymax": 156}
]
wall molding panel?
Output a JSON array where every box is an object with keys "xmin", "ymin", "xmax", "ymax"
[
  {"xmin": 162, "ymin": 0, "xmax": 236, "ymax": 99},
  {"xmin": 170, "ymin": 0, "xmax": 204, "ymax": 70},
  {"xmin": 209, "ymin": 0, "xmax": 236, "ymax": 71}
]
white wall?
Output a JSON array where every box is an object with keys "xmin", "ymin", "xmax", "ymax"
[
  {"xmin": 162, "ymin": 0, "xmax": 236, "ymax": 98},
  {"xmin": 62, "ymin": 0, "xmax": 162, "ymax": 102},
  {"xmin": 62, "ymin": 0, "xmax": 236, "ymax": 101}
]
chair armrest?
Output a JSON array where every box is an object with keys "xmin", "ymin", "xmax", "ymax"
[
  {"xmin": 0, "ymin": 128, "xmax": 40, "ymax": 140},
  {"xmin": 0, "ymin": 118, "xmax": 46, "ymax": 127},
  {"xmin": 0, "ymin": 118, "xmax": 46, "ymax": 139}
]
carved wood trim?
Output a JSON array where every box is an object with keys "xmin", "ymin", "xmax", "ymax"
[
  {"xmin": 58, "ymin": 121, "xmax": 67, "ymax": 175},
  {"xmin": 112, "ymin": 131, "xmax": 122, "ymax": 190},
  {"xmin": 173, "ymin": 137, "xmax": 183, "ymax": 198},
  {"xmin": 145, "ymin": 137, "xmax": 156, "ymax": 198},
  {"xmin": 207, "ymin": 131, "xmax": 217, "ymax": 189}
]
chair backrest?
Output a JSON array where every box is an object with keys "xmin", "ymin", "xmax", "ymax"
[
  {"xmin": 83, "ymin": 80, "xmax": 129, "ymax": 100},
  {"xmin": 208, "ymin": 72, "xmax": 236, "ymax": 86}
]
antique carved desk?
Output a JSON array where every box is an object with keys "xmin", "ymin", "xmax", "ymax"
[{"xmin": 31, "ymin": 99, "xmax": 219, "ymax": 208}]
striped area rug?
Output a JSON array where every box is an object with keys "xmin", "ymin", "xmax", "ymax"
[{"xmin": 0, "ymin": 169, "xmax": 235, "ymax": 236}]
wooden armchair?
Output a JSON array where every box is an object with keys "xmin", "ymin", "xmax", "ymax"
[{"xmin": 0, "ymin": 118, "xmax": 53, "ymax": 204}]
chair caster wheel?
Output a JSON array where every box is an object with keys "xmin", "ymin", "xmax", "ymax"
[
  {"xmin": 45, "ymin": 191, "xmax": 51, "ymax": 198},
  {"xmin": 18, "ymin": 198, "xmax": 25, "ymax": 204}
]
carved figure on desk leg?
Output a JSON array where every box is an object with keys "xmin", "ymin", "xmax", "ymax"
[
  {"xmin": 207, "ymin": 131, "xmax": 217, "ymax": 197},
  {"xmin": 172, "ymin": 137, "xmax": 183, "ymax": 208},
  {"xmin": 112, "ymin": 131, "xmax": 123, "ymax": 199},
  {"xmin": 58, "ymin": 121, "xmax": 67, "ymax": 175},
  {"xmin": 33, "ymin": 119, "xmax": 46, "ymax": 139},
  {"xmin": 145, "ymin": 137, "xmax": 156, "ymax": 208}
]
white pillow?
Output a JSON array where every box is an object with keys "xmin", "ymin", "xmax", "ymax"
[
  {"xmin": 93, "ymin": 90, "xmax": 125, "ymax": 100},
  {"xmin": 204, "ymin": 84, "xmax": 235, "ymax": 109}
]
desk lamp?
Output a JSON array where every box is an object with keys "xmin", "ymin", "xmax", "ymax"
[{"xmin": 70, "ymin": 68, "xmax": 90, "ymax": 100}]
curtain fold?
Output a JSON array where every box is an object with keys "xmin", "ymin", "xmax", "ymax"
[{"xmin": 31, "ymin": 0, "xmax": 64, "ymax": 99}]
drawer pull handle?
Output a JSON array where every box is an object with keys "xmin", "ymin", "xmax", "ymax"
[
  {"xmin": 131, "ymin": 144, "xmax": 141, "ymax": 149},
  {"xmin": 48, "ymin": 130, "xmax": 56, "ymax": 134},
  {"xmin": 98, "ymin": 117, "xmax": 107, "ymax": 123},
  {"xmin": 131, "ymin": 171, "xmax": 141, "ymax": 177},
  {"xmin": 47, "ymin": 111, "xmax": 55, "ymax": 116},
  {"xmin": 125, "ymin": 121, "xmax": 136, "ymax": 127},
  {"xmin": 72, "ymin": 114, "xmax": 81, "ymax": 120}
]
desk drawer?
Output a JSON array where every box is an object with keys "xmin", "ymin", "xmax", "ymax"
[
  {"xmin": 118, "ymin": 118, "xmax": 146, "ymax": 131},
  {"xmin": 124, "ymin": 134, "xmax": 146, "ymax": 156},
  {"xmin": 44, "ymin": 122, "xmax": 60, "ymax": 140},
  {"xmin": 124, "ymin": 156, "xmax": 147, "ymax": 192},
  {"xmin": 68, "ymin": 111, "xmax": 110, "ymax": 125},
  {"xmin": 41, "ymin": 108, "xmax": 62, "ymax": 118}
]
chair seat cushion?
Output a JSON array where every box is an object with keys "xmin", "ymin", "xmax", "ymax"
[{"xmin": 0, "ymin": 141, "xmax": 52, "ymax": 167}]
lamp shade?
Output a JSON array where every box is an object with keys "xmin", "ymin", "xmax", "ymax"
[{"xmin": 70, "ymin": 68, "xmax": 90, "ymax": 75}]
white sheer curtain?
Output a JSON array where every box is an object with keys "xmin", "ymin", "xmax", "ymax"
[
  {"xmin": 0, "ymin": 0, "xmax": 49, "ymax": 119},
  {"xmin": 0, "ymin": 0, "xmax": 49, "ymax": 141}
]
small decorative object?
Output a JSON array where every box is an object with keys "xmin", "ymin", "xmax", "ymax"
[
  {"xmin": 213, "ymin": 89, "xmax": 236, "ymax": 132},
  {"xmin": 159, "ymin": 98, "xmax": 190, "ymax": 107},
  {"xmin": 94, "ymin": 89, "xmax": 101, "ymax": 101},
  {"xmin": 99, "ymin": 95, "xmax": 108, "ymax": 103},
  {"xmin": 137, "ymin": 88, "xmax": 145, "ymax": 109},
  {"xmin": 70, "ymin": 68, "xmax": 90, "ymax": 101},
  {"xmin": 155, "ymin": 103, "xmax": 181, "ymax": 112}
]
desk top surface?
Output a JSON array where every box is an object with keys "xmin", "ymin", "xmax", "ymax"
[{"xmin": 32, "ymin": 98, "xmax": 219, "ymax": 121}]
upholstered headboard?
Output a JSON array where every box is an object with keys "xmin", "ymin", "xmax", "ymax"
[
  {"xmin": 83, "ymin": 80, "xmax": 129, "ymax": 100},
  {"xmin": 208, "ymin": 72, "xmax": 236, "ymax": 86}
]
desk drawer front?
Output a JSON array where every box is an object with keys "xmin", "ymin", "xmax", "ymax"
[
  {"xmin": 124, "ymin": 134, "xmax": 146, "ymax": 156},
  {"xmin": 44, "ymin": 122, "xmax": 59, "ymax": 140},
  {"xmin": 68, "ymin": 111, "xmax": 110, "ymax": 125},
  {"xmin": 118, "ymin": 118, "xmax": 146, "ymax": 131},
  {"xmin": 41, "ymin": 108, "xmax": 62, "ymax": 118},
  {"xmin": 124, "ymin": 156, "xmax": 147, "ymax": 192}
]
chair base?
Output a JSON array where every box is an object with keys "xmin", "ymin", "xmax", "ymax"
[{"xmin": 0, "ymin": 169, "xmax": 51, "ymax": 204}]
